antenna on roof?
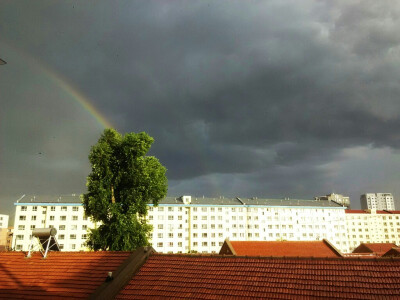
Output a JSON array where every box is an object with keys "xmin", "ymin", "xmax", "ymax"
[
  {"xmin": 27, "ymin": 228, "xmax": 60, "ymax": 258},
  {"xmin": 16, "ymin": 194, "xmax": 26, "ymax": 203}
]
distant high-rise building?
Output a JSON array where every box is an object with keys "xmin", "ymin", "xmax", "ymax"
[
  {"xmin": 360, "ymin": 193, "xmax": 395, "ymax": 210},
  {"xmin": 315, "ymin": 193, "xmax": 350, "ymax": 207}
]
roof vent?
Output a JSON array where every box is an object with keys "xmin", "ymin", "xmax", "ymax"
[{"xmin": 27, "ymin": 228, "xmax": 60, "ymax": 258}]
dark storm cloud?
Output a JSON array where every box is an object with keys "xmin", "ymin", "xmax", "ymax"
[{"xmin": 1, "ymin": 0, "xmax": 400, "ymax": 213}]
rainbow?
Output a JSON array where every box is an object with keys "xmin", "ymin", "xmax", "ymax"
[{"xmin": 2, "ymin": 41, "xmax": 113, "ymax": 129}]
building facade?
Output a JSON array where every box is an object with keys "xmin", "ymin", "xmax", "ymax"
[
  {"xmin": 346, "ymin": 209, "xmax": 400, "ymax": 252},
  {"xmin": 12, "ymin": 195, "xmax": 94, "ymax": 251},
  {"xmin": 13, "ymin": 195, "xmax": 350, "ymax": 253},
  {"xmin": 314, "ymin": 193, "xmax": 350, "ymax": 207},
  {"xmin": 0, "ymin": 214, "xmax": 10, "ymax": 249},
  {"xmin": 360, "ymin": 193, "xmax": 395, "ymax": 210},
  {"xmin": 0, "ymin": 214, "xmax": 9, "ymax": 229}
]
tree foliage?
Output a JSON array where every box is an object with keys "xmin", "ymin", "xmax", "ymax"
[{"xmin": 83, "ymin": 129, "xmax": 167, "ymax": 251}]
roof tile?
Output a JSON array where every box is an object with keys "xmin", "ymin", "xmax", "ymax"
[
  {"xmin": 116, "ymin": 254, "xmax": 400, "ymax": 299},
  {"xmin": 221, "ymin": 240, "xmax": 342, "ymax": 257},
  {"xmin": 0, "ymin": 251, "xmax": 131, "ymax": 299}
]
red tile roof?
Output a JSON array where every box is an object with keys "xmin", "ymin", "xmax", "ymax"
[
  {"xmin": 116, "ymin": 254, "xmax": 400, "ymax": 299},
  {"xmin": 346, "ymin": 209, "xmax": 400, "ymax": 214},
  {"xmin": 0, "ymin": 251, "xmax": 131, "ymax": 299},
  {"xmin": 353, "ymin": 243, "xmax": 398, "ymax": 256},
  {"xmin": 382, "ymin": 247, "xmax": 400, "ymax": 257},
  {"xmin": 345, "ymin": 209, "xmax": 366, "ymax": 214},
  {"xmin": 220, "ymin": 240, "xmax": 342, "ymax": 257}
]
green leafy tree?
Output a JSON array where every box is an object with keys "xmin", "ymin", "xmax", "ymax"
[{"xmin": 83, "ymin": 129, "xmax": 167, "ymax": 250}]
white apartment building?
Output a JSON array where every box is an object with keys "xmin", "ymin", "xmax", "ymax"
[
  {"xmin": 12, "ymin": 195, "xmax": 349, "ymax": 253},
  {"xmin": 0, "ymin": 214, "xmax": 9, "ymax": 229},
  {"xmin": 12, "ymin": 195, "xmax": 94, "ymax": 251},
  {"xmin": 360, "ymin": 193, "xmax": 396, "ymax": 210},
  {"xmin": 346, "ymin": 209, "xmax": 400, "ymax": 252},
  {"xmin": 0, "ymin": 215, "xmax": 10, "ymax": 248},
  {"xmin": 148, "ymin": 196, "xmax": 348, "ymax": 253}
]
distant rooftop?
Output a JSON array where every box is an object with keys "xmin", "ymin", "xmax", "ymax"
[
  {"xmin": 15, "ymin": 194, "xmax": 82, "ymax": 204},
  {"xmin": 156, "ymin": 196, "xmax": 345, "ymax": 207},
  {"xmin": 346, "ymin": 209, "xmax": 400, "ymax": 214},
  {"xmin": 16, "ymin": 195, "xmax": 344, "ymax": 208}
]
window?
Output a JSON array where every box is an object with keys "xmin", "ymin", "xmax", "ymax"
[
  {"xmin": 72, "ymin": 216, "xmax": 78, "ymax": 221},
  {"xmin": 168, "ymin": 215, "xmax": 173, "ymax": 220},
  {"xmin": 21, "ymin": 206, "xmax": 27, "ymax": 211},
  {"xmin": 82, "ymin": 225, "xmax": 87, "ymax": 230},
  {"xmin": 60, "ymin": 216, "xmax": 66, "ymax": 221},
  {"xmin": 168, "ymin": 233, "xmax": 173, "ymax": 238},
  {"xmin": 157, "ymin": 242, "xmax": 163, "ymax": 247},
  {"xmin": 168, "ymin": 207, "xmax": 173, "ymax": 211},
  {"xmin": 16, "ymin": 235, "xmax": 24, "ymax": 240},
  {"xmin": 51, "ymin": 206, "xmax": 55, "ymax": 211},
  {"xmin": 61, "ymin": 206, "xmax": 67, "ymax": 211},
  {"xmin": 50, "ymin": 216, "xmax": 55, "ymax": 221},
  {"xmin": 71, "ymin": 225, "xmax": 77, "ymax": 230},
  {"xmin": 70, "ymin": 234, "xmax": 76, "ymax": 240},
  {"xmin": 82, "ymin": 234, "xmax": 87, "ymax": 239},
  {"xmin": 71, "ymin": 244, "xmax": 76, "ymax": 250},
  {"xmin": 158, "ymin": 207, "xmax": 164, "ymax": 212},
  {"xmin": 202, "ymin": 233, "xmax": 207, "ymax": 238},
  {"xmin": 59, "ymin": 235, "xmax": 65, "ymax": 240},
  {"xmin": 30, "ymin": 225, "xmax": 35, "ymax": 230},
  {"xmin": 59, "ymin": 225, "xmax": 65, "ymax": 230},
  {"xmin": 158, "ymin": 224, "xmax": 163, "ymax": 229},
  {"xmin": 202, "ymin": 242, "xmax": 208, "ymax": 246},
  {"xmin": 73, "ymin": 207, "xmax": 79, "ymax": 211},
  {"xmin": 32, "ymin": 206, "xmax": 37, "ymax": 211},
  {"xmin": 31, "ymin": 216, "xmax": 36, "ymax": 221},
  {"xmin": 19, "ymin": 216, "xmax": 26, "ymax": 221},
  {"xmin": 16, "ymin": 245, "xmax": 23, "ymax": 250}
]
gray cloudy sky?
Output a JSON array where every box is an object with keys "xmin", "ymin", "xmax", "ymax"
[{"xmin": 1, "ymin": 0, "xmax": 400, "ymax": 216}]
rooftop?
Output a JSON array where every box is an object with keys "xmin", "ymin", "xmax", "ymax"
[
  {"xmin": 15, "ymin": 195, "xmax": 345, "ymax": 208},
  {"xmin": 346, "ymin": 209, "xmax": 400, "ymax": 214},
  {"xmin": 353, "ymin": 243, "xmax": 398, "ymax": 256},
  {"xmin": 219, "ymin": 240, "xmax": 342, "ymax": 257},
  {"xmin": 0, "ymin": 251, "xmax": 132, "ymax": 298},
  {"xmin": 116, "ymin": 254, "xmax": 400, "ymax": 299}
]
